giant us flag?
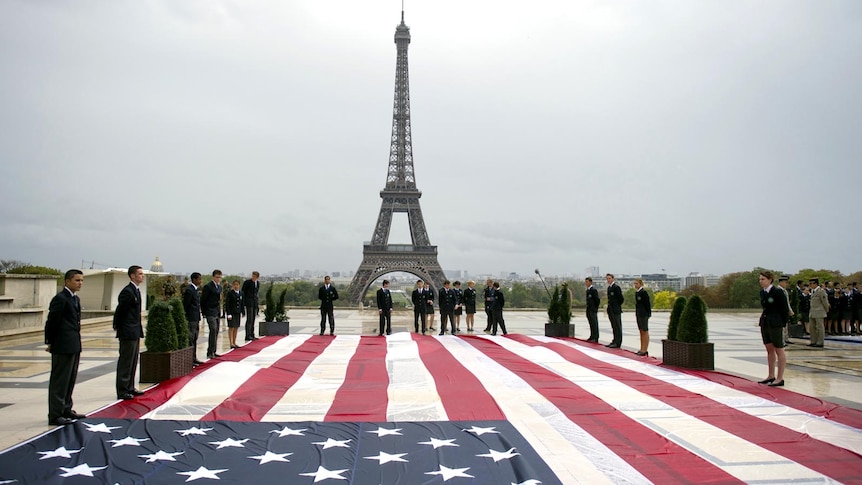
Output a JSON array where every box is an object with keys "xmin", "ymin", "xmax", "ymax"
[{"xmin": 2, "ymin": 333, "xmax": 862, "ymax": 484}]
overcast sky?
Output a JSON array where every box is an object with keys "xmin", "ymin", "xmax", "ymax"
[{"xmin": 1, "ymin": 0, "xmax": 860, "ymax": 279}]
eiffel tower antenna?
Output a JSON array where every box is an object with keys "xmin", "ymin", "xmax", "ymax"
[{"xmin": 347, "ymin": 10, "xmax": 446, "ymax": 304}]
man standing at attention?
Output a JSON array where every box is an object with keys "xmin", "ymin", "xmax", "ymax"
[
  {"xmin": 584, "ymin": 277, "xmax": 600, "ymax": 343},
  {"xmin": 491, "ymin": 282, "xmax": 507, "ymax": 336},
  {"xmin": 201, "ymin": 270, "xmax": 223, "ymax": 359},
  {"xmin": 808, "ymin": 278, "xmax": 829, "ymax": 348},
  {"xmin": 377, "ymin": 279, "xmax": 393, "ymax": 336},
  {"xmin": 483, "ymin": 278, "xmax": 495, "ymax": 334},
  {"xmin": 242, "ymin": 271, "xmax": 260, "ymax": 341},
  {"xmin": 412, "ymin": 280, "xmax": 427, "ymax": 334},
  {"xmin": 45, "ymin": 269, "xmax": 85, "ymax": 425},
  {"xmin": 318, "ymin": 275, "xmax": 339, "ymax": 335},
  {"xmin": 114, "ymin": 265, "xmax": 145, "ymax": 400},
  {"xmin": 606, "ymin": 273, "xmax": 624, "ymax": 348},
  {"xmin": 183, "ymin": 272, "xmax": 203, "ymax": 365},
  {"xmin": 438, "ymin": 280, "xmax": 456, "ymax": 335}
]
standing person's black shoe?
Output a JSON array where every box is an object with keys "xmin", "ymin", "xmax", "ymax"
[
  {"xmin": 768, "ymin": 380, "xmax": 785, "ymax": 387},
  {"xmin": 66, "ymin": 411, "xmax": 86, "ymax": 419},
  {"xmin": 49, "ymin": 417, "xmax": 76, "ymax": 426},
  {"xmin": 118, "ymin": 393, "xmax": 134, "ymax": 400}
]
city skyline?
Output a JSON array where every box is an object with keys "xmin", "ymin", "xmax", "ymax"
[{"xmin": 2, "ymin": 2, "xmax": 860, "ymax": 278}]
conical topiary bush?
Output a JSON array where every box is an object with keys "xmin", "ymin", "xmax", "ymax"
[
  {"xmin": 667, "ymin": 296, "xmax": 687, "ymax": 340},
  {"xmin": 677, "ymin": 295, "xmax": 708, "ymax": 344},
  {"xmin": 144, "ymin": 301, "xmax": 178, "ymax": 353},
  {"xmin": 168, "ymin": 298, "xmax": 190, "ymax": 348},
  {"xmin": 548, "ymin": 286, "xmax": 561, "ymax": 324}
]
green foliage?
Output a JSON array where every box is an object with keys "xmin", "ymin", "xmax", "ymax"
[
  {"xmin": 168, "ymin": 298, "xmax": 190, "ymax": 348},
  {"xmin": 559, "ymin": 283, "xmax": 572, "ymax": 324},
  {"xmin": 653, "ymin": 290, "xmax": 677, "ymax": 310},
  {"xmin": 548, "ymin": 286, "xmax": 561, "ymax": 323},
  {"xmin": 677, "ymin": 295, "xmax": 708, "ymax": 344},
  {"xmin": 667, "ymin": 296, "xmax": 687, "ymax": 340},
  {"xmin": 144, "ymin": 301, "xmax": 179, "ymax": 352},
  {"xmin": 263, "ymin": 283, "xmax": 277, "ymax": 322},
  {"xmin": 275, "ymin": 289, "xmax": 289, "ymax": 322},
  {"xmin": 3, "ymin": 264, "xmax": 62, "ymax": 275}
]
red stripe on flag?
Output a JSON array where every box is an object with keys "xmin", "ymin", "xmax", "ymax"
[
  {"xmin": 202, "ymin": 336, "xmax": 335, "ymax": 422},
  {"xmin": 512, "ymin": 335, "xmax": 862, "ymax": 483},
  {"xmin": 91, "ymin": 336, "xmax": 277, "ymax": 420},
  {"xmin": 325, "ymin": 336, "xmax": 390, "ymax": 421},
  {"xmin": 465, "ymin": 336, "xmax": 741, "ymax": 484},
  {"xmin": 413, "ymin": 335, "xmax": 506, "ymax": 421}
]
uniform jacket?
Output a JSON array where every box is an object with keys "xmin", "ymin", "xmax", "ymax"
[
  {"xmin": 225, "ymin": 289, "xmax": 244, "ymax": 316},
  {"xmin": 411, "ymin": 288, "xmax": 427, "ymax": 311},
  {"xmin": 585, "ymin": 286, "xmax": 600, "ymax": 313},
  {"xmin": 241, "ymin": 279, "xmax": 259, "ymax": 311},
  {"xmin": 483, "ymin": 286, "xmax": 495, "ymax": 309},
  {"xmin": 493, "ymin": 289, "xmax": 506, "ymax": 310},
  {"xmin": 183, "ymin": 284, "xmax": 201, "ymax": 323},
  {"xmin": 113, "ymin": 282, "xmax": 143, "ymax": 340},
  {"xmin": 635, "ymin": 288, "xmax": 652, "ymax": 318},
  {"xmin": 44, "ymin": 288, "xmax": 82, "ymax": 354},
  {"xmin": 760, "ymin": 286, "xmax": 790, "ymax": 328},
  {"xmin": 607, "ymin": 283, "xmax": 624, "ymax": 315},
  {"xmin": 377, "ymin": 288, "xmax": 393, "ymax": 312},
  {"xmin": 438, "ymin": 287, "xmax": 456, "ymax": 311},
  {"xmin": 424, "ymin": 288, "xmax": 435, "ymax": 312},
  {"xmin": 318, "ymin": 284, "xmax": 339, "ymax": 309},
  {"xmin": 200, "ymin": 281, "xmax": 222, "ymax": 318},
  {"xmin": 462, "ymin": 287, "xmax": 477, "ymax": 310}
]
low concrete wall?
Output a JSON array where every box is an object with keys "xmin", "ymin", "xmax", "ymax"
[{"xmin": 0, "ymin": 274, "xmax": 59, "ymax": 336}]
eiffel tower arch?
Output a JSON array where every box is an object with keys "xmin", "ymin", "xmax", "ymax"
[{"xmin": 347, "ymin": 12, "xmax": 446, "ymax": 304}]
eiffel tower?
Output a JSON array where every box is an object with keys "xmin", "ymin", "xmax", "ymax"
[{"xmin": 347, "ymin": 11, "xmax": 446, "ymax": 304}]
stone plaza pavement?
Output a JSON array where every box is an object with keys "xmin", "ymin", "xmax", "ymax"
[{"xmin": 1, "ymin": 308, "xmax": 860, "ymax": 452}]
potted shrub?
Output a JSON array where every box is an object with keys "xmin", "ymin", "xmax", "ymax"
[
  {"xmin": 140, "ymin": 301, "xmax": 194, "ymax": 382},
  {"xmin": 544, "ymin": 284, "xmax": 575, "ymax": 337},
  {"xmin": 662, "ymin": 295, "xmax": 714, "ymax": 370},
  {"xmin": 666, "ymin": 295, "xmax": 687, "ymax": 341},
  {"xmin": 260, "ymin": 283, "xmax": 290, "ymax": 336}
]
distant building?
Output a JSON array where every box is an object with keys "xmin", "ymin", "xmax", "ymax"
[
  {"xmin": 150, "ymin": 256, "xmax": 163, "ymax": 273},
  {"xmin": 614, "ymin": 274, "xmax": 682, "ymax": 292},
  {"xmin": 584, "ymin": 266, "xmax": 601, "ymax": 279},
  {"xmin": 685, "ymin": 273, "xmax": 707, "ymax": 288}
]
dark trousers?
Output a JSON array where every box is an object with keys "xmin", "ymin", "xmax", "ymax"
[
  {"xmin": 320, "ymin": 306, "xmax": 335, "ymax": 334},
  {"xmin": 439, "ymin": 308, "xmax": 454, "ymax": 334},
  {"xmin": 48, "ymin": 352, "xmax": 80, "ymax": 421},
  {"xmin": 484, "ymin": 307, "xmax": 494, "ymax": 331},
  {"xmin": 188, "ymin": 319, "xmax": 200, "ymax": 360},
  {"xmin": 205, "ymin": 315, "xmax": 219, "ymax": 357},
  {"xmin": 586, "ymin": 311, "xmax": 599, "ymax": 340},
  {"xmin": 379, "ymin": 310, "xmax": 391, "ymax": 335},
  {"xmin": 608, "ymin": 311, "xmax": 623, "ymax": 345},
  {"xmin": 244, "ymin": 305, "xmax": 257, "ymax": 340},
  {"xmin": 492, "ymin": 308, "xmax": 507, "ymax": 335},
  {"xmin": 414, "ymin": 308, "xmax": 426, "ymax": 333},
  {"xmin": 116, "ymin": 339, "xmax": 140, "ymax": 396}
]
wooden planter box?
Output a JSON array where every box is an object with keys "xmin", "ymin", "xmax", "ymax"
[
  {"xmin": 261, "ymin": 321, "xmax": 290, "ymax": 336},
  {"xmin": 139, "ymin": 346, "xmax": 194, "ymax": 383},
  {"xmin": 544, "ymin": 323, "xmax": 575, "ymax": 338},
  {"xmin": 662, "ymin": 339, "xmax": 714, "ymax": 370}
]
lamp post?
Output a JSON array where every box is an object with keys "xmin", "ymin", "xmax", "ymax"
[{"xmin": 534, "ymin": 268, "xmax": 552, "ymax": 299}]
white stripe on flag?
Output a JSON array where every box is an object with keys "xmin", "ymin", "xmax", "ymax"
[{"xmin": 385, "ymin": 332, "xmax": 456, "ymax": 421}]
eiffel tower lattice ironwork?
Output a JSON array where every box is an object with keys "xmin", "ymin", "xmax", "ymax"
[{"xmin": 347, "ymin": 12, "xmax": 446, "ymax": 304}]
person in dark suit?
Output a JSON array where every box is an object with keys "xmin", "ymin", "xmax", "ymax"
[
  {"xmin": 201, "ymin": 269, "xmax": 223, "ymax": 359},
  {"xmin": 424, "ymin": 285, "xmax": 436, "ymax": 332},
  {"xmin": 183, "ymin": 272, "xmax": 203, "ymax": 365},
  {"xmin": 584, "ymin": 277, "xmax": 600, "ymax": 343},
  {"xmin": 758, "ymin": 270, "xmax": 789, "ymax": 387},
  {"xmin": 605, "ymin": 274, "xmax": 624, "ymax": 348},
  {"xmin": 377, "ymin": 280, "xmax": 393, "ymax": 336},
  {"xmin": 318, "ymin": 275, "xmax": 339, "ymax": 335},
  {"xmin": 411, "ymin": 280, "xmax": 427, "ymax": 334},
  {"xmin": 633, "ymin": 278, "xmax": 652, "ymax": 356},
  {"xmin": 44, "ymin": 269, "xmax": 85, "ymax": 425},
  {"xmin": 114, "ymin": 265, "xmax": 145, "ymax": 400},
  {"xmin": 225, "ymin": 279, "xmax": 244, "ymax": 349},
  {"xmin": 241, "ymin": 271, "xmax": 260, "ymax": 341},
  {"xmin": 438, "ymin": 280, "xmax": 456, "ymax": 335},
  {"xmin": 482, "ymin": 279, "xmax": 495, "ymax": 333},
  {"xmin": 491, "ymin": 282, "xmax": 507, "ymax": 336},
  {"xmin": 463, "ymin": 280, "xmax": 477, "ymax": 332},
  {"xmin": 452, "ymin": 281, "xmax": 463, "ymax": 333}
]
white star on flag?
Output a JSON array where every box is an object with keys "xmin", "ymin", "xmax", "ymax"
[
  {"xmin": 477, "ymin": 447, "xmax": 520, "ymax": 462},
  {"xmin": 248, "ymin": 451, "xmax": 292, "ymax": 464},
  {"xmin": 364, "ymin": 451, "xmax": 408, "ymax": 464},
  {"xmin": 139, "ymin": 450, "xmax": 184, "ymax": 463},
  {"xmin": 311, "ymin": 438, "xmax": 351, "ymax": 449},
  {"xmin": 58, "ymin": 463, "xmax": 108, "ymax": 478},
  {"xmin": 299, "ymin": 465, "xmax": 349, "ymax": 482},
  {"xmin": 425, "ymin": 465, "xmax": 474, "ymax": 481},
  {"xmin": 82, "ymin": 422, "xmax": 121, "ymax": 434},
  {"xmin": 463, "ymin": 425, "xmax": 499, "ymax": 436},
  {"xmin": 37, "ymin": 446, "xmax": 82, "ymax": 460},
  {"xmin": 209, "ymin": 438, "xmax": 249, "ymax": 449},
  {"xmin": 367, "ymin": 426, "xmax": 402, "ymax": 437},
  {"xmin": 269, "ymin": 426, "xmax": 307, "ymax": 437},
  {"xmin": 108, "ymin": 436, "xmax": 150, "ymax": 447},
  {"xmin": 0, "ymin": 480, "xmax": 17, "ymax": 484},
  {"xmin": 176, "ymin": 466, "xmax": 228, "ymax": 482},
  {"xmin": 418, "ymin": 437, "xmax": 459, "ymax": 449},
  {"xmin": 175, "ymin": 426, "xmax": 213, "ymax": 436}
]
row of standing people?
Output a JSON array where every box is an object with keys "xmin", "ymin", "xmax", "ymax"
[
  {"xmin": 402, "ymin": 279, "xmax": 508, "ymax": 336},
  {"xmin": 583, "ymin": 274, "xmax": 652, "ymax": 356},
  {"xmin": 791, "ymin": 280, "xmax": 861, "ymax": 336}
]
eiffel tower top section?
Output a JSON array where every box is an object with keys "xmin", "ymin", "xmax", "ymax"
[{"xmin": 384, "ymin": 11, "xmax": 418, "ymax": 194}]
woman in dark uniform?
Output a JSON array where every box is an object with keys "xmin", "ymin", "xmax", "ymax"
[
  {"xmin": 452, "ymin": 281, "xmax": 463, "ymax": 333},
  {"xmin": 827, "ymin": 286, "xmax": 842, "ymax": 335},
  {"xmin": 463, "ymin": 280, "xmax": 477, "ymax": 332}
]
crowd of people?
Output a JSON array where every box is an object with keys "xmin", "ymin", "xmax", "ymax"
[{"xmin": 404, "ymin": 278, "xmax": 507, "ymax": 336}]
